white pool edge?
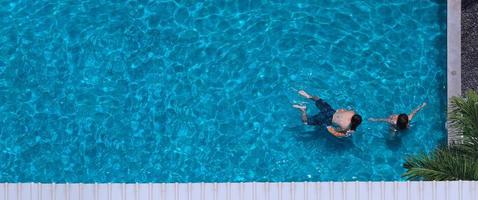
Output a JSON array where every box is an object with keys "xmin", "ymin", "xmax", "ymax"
[
  {"xmin": 1, "ymin": 181, "xmax": 477, "ymax": 200},
  {"xmin": 447, "ymin": 0, "xmax": 462, "ymax": 145}
]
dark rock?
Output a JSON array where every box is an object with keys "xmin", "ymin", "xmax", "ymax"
[{"xmin": 462, "ymin": 1, "xmax": 478, "ymax": 92}]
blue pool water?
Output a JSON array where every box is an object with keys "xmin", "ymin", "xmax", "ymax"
[{"xmin": 0, "ymin": 0, "xmax": 446, "ymax": 182}]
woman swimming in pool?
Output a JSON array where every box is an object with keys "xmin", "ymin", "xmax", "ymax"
[
  {"xmin": 368, "ymin": 102, "xmax": 427, "ymax": 131},
  {"xmin": 292, "ymin": 90, "xmax": 362, "ymax": 137}
]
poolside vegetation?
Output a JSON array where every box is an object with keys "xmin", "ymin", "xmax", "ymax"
[{"xmin": 403, "ymin": 90, "xmax": 478, "ymax": 181}]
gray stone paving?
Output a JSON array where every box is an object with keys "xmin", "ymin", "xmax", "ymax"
[{"xmin": 462, "ymin": 0, "xmax": 478, "ymax": 92}]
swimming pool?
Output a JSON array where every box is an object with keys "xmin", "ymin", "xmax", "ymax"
[{"xmin": 0, "ymin": 0, "xmax": 446, "ymax": 182}]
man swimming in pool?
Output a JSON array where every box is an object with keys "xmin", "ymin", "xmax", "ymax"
[
  {"xmin": 292, "ymin": 90, "xmax": 362, "ymax": 137},
  {"xmin": 368, "ymin": 102, "xmax": 427, "ymax": 131}
]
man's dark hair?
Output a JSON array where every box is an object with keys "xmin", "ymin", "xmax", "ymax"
[
  {"xmin": 396, "ymin": 114, "xmax": 409, "ymax": 130},
  {"xmin": 350, "ymin": 114, "xmax": 362, "ymax": 131}
]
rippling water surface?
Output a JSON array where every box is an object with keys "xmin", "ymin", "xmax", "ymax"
[{"xmin": 0, "ymin": 0, "xmax": 446, "ymax": 182}]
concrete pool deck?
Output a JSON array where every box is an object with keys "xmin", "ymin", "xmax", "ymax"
[{"xmin": 447, "ymin": 0, "xmax": 462, "ymax": 144}]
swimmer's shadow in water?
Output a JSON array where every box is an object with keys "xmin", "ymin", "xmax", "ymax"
[
  {"xmin": 385, "ymin": 134, "xmax": 404, "ymax": 150},
  {"xmin": 384, "ymin": 126, "xmax": 412, "ymax": 150},
  {"xmin": 383, "ymin": 123, "xmax": 430, "ymax": 151},
  {"xmin": 287, "ymin": 125, "xmax": 355, "ymax": 151}
]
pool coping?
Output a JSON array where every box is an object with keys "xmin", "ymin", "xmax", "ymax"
[
  {"xmin": 447, "ymin": 0, "xmax": 462, "ymax": 145},
  {"xmin": 1, "ymin": 182, "xmax": 477, "ymax": 200}
]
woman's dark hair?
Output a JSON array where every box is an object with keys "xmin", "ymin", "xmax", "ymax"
[
  {"xmin": 396, "ymin": 114, "xmax": 409, "ymax": 130},
  {"xmin": 350, "ymin": 114, "xmax": 362, "ymax": 131}
]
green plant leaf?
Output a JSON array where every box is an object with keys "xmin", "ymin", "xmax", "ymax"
[{"xmin": 403, "ymin": 90, "xmax": 478, "ymax": 180}]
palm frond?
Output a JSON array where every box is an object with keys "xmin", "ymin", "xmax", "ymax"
[
  {"xmin": 449, "ymin": 90, "xmax": 478, "ymax": 138},
  {"xmin": 403, "ymin": 148, "xmax": 478, "ymax": 181},
  {"xmin": 404, "ymin": 91, "xmax": 478, "ymax": 180}
]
